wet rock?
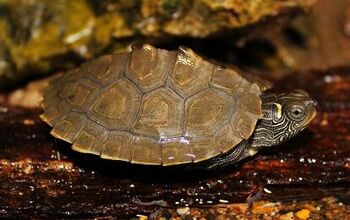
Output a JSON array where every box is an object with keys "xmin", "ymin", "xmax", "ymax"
[
  {"xmin": 0, "ymin": 0, "xmax": 314, "ymax": 89},
  {"xmin": 237, "ymin": 0, "xmax": 350, "ymax": 73}
]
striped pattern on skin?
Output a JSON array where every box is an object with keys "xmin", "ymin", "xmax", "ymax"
[{"xmin": 250, "ymin": 91, "xmax": 316, "ymax": 149}]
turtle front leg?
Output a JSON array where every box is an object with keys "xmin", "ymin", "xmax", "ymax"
[{"xmin": 204, "ymin": 140, "xmax": 253, "ymax": 169}]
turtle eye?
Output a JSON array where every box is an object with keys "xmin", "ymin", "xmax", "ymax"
[{"xmin": 289, "ymin": 106, "xmax": 305, "ymax": 121}]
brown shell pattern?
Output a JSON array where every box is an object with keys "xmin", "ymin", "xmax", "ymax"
[{"xmin": 41, "ymin": 44, "xmax": 263, "ymax": 166}]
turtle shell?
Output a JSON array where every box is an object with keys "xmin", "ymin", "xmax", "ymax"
[{"xmin": 40, "ymin": 44, "xmax": 264, "ymax": 166}]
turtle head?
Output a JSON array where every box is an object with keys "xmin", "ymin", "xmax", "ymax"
[{"xmin": 250, "ymin": 89, "xmax": 317, "ymax": 149}]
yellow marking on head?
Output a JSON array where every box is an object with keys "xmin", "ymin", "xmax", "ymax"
[{"xmin": 274, "ymin": 103, "xmax": 283, "ymax": 119}]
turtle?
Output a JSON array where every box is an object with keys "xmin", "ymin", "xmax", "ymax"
[{"xmin": 40, "ymin": 44, "xmax": 317, "ymax": 169}]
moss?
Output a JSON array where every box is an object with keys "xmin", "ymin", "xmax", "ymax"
[
  {"xmin": 199, "ymin": 0, "xmax": 277, "ymax": 27},
  {"xmin": 1, "ymin": 0, "xmax": 94, "ymax": 66},
  {"xmin": 94, "ymin": 12, "xmax": 133, "ymax": 44},
  {"xmin": 0, "ymin": 0, "xmax": 315, "ymax": 88},
  {"xmin": 47, "ymin": 0, "xmax": 94, "ymax": 50},
  {"xmin": 162, "ymin": 0, "xmax": 182, "ymax": 14}
]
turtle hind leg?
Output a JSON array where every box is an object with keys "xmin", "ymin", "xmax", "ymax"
[{"xmin": 203, "ymin": 140, "xmax": 250, "ymax": 170}]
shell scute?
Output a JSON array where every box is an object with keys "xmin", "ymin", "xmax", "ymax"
[
  {"xmin": 162, "ymin": 141, "xmax": 193, "ymax": 166},
  {"xmin": 189, "ymin": 138, "xmax": 221, "ymax": 163},
  {"xmin": 40, "ymin": 100, "xmax": 70, "ymax": 126},
  {"xmin": 85, "ymin": 53, "xmax": 128, "ymax": 86},
  {"xmin": 41, "ymin": 74, "xmax": 64, "ymax": 110},
  {"xmin": 101, "ymin": 131, "xmax": 133, "ymax": 161},
  {"xmin": 238, "ymin": 92, "xmax": 262, "ymax": 117},
  {"xmin": 132, "ymin": 87, "xmax": 183, "ymax": 137},
  {"xmin": 131, "ymin": 136, "xmax": 162, "ymax": 165},
  {"xmin": 64, "ymin": 78, "xmax": 101, "ymax": 112},
  {"xmin": 184, "ymin": 89, "xmax": 233, "ymax": 137},
  {"xmin": 86, "ymin": 55, "xmax": 111, "ymax": 79},
  {"xmin": 210, "ymin": 66, "xmax": 250, "ymax": 96},
  {"xmin": 126, "ymin": 44, "xmax": 177, "ymax": 92},
  {"xmin": 167, "ymin": 47, "xmax": 212, "ymax": 98},
  {"xmin": 101, "ymin": 131, "xmax": 133, "ymax": 162},
  {"xmin": 230, "ymin": 110, "xmax": 257, "ymax": 139},
  {"xmin": 88, "ymin": 78, "xmax": 142, "ymax": 130},
  {"xmin": 50, "ymin": 112, "xmax": 86, "ymax": 143},
  {"xmin": 233, "ymin": 84, "xmax": 262, "ymax": 137},
  {"xmin": 213, "ymin": 124, "xmax": 242, "ymax": 153},
  {"xmin": 72, "ymin": 120, "xmax": 108, "ymax": 155}
]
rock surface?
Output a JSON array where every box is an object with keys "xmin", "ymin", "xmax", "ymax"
[{"xmin": 0, "ymin": 0, "xmax": 315, "ymax": 89}]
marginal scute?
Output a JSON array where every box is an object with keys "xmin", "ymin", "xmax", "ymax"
[
  {"xmin": 41, "ymin": 71, "xmax": 70, "ymax": 110},
  {"xmin": 50, "ymin": 112, "xmax": 86, "ymax": 143},
  {"xmin": 131, "ymin": 136, "xmax": 162, "ymax": 165},
  {"xmin": 238, "ymin": 92, "xmax": 262, "ymax": 117},
  {"xmin": 126, "ymin": 44, "xmax": 177, "ymax": 92},
  {"xmin": 251, "ymin": 83, "xmax": 261, "ymax": 94},
  {"xmin": 40, "ymin": 100, "xmax": 69, "ymax": 126},
  {"xmin": 162, "ymin": 140, "xmax": 193, "ymax": 166},
  {"xmin": 88, "ymin": 78, "xmax": 141, "ymax": 130},
  {"xmin": 189, "ymin": 138, "xmax": 221, "ymax": 163},
  {"xmin": 71, "ymin": 120, "xmax": 108, "ymax": 155},
  {"xmin": 56, "ymin": 69, "xmax": 85, "ymax": 98},
  {"xmin": 230, "ymin": 110, "xmax": 256, "ymax": 139},
  {"xmin": 132, "ymin": 87, "xmax": 183, "ymax": 137},
  {"xmin": 61, "ymin": 68, "xmax": 84, "ymax": 83},
  {"xmin": 244, "ymin": 73, "xmax": 272, "ymax": 92},
  {"xmin": 167, "ymin": 47, "xmax": 212, "ymax": 98},
  {"xmin": 45, "ymin": 73, "xmax": 64, "ymax": 91},
  {"xmin": 42, "ymin": 90, "xmax": 59, "ymax": 111},
  {"xmin": 184, "ymin": 89, "xmax": 233, "ymax": 137},
  {"xmin": 210, "ymin": 66, "xmax": 249, "ymax": 96},
  {"xmin": 41, "ymin": 74, "xmax": 63, "ymax": 110},
  {"xmin": 59, "ymin": 69, "xmax": 85, "ymax": 100},
  {"xmin": 86, "ymin": 55, "xmax": 111, "ymax": 78},
  {"xmin": 85, "ymin": 53, "xmax": 128, "ymax": 86},
  {"xmin": 101, "ymin": 131, "xmax": 133, "ymax": 161},
  {"xmin": 213, "ymin": 124, "xmax": 242, "ymax": 153}
]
